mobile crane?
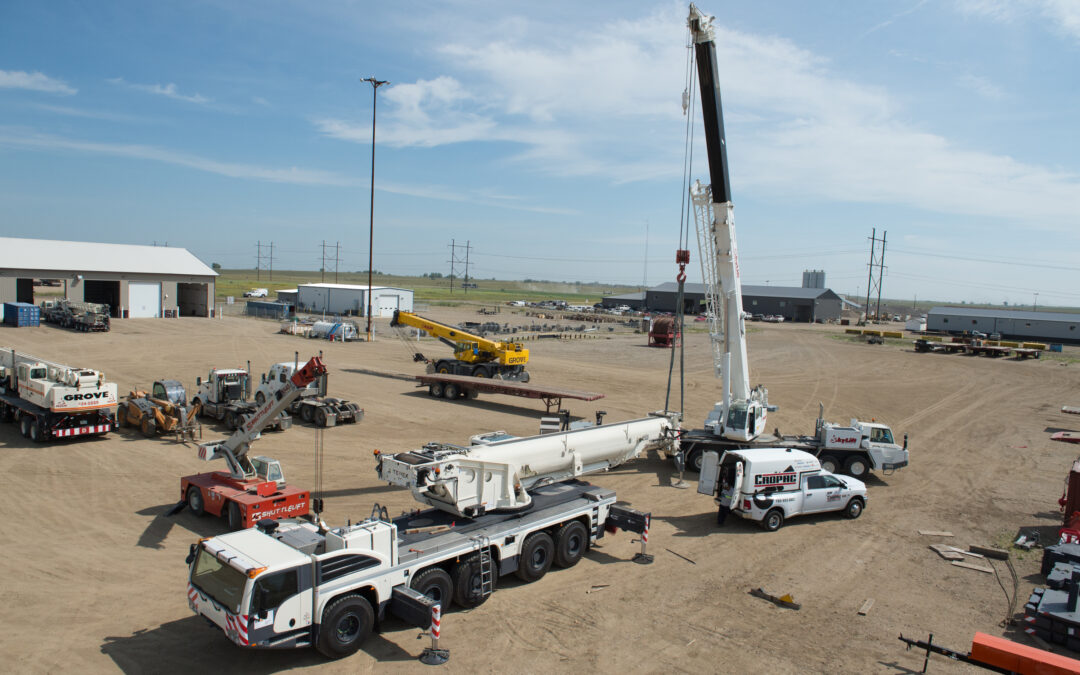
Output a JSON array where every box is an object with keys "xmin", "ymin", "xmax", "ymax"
[
  {"xmin": 0, "ymin": 347, "xmax": 116, "ymax": 441},
  {"xmin": 183, "ymin": 412, "xmax": 678, "ymax": 659},
  {"xmin": 390, "ymin": 310, "xmax": 530, "ymax": 382},
  {"xmin": 172, "ymin": 355, "xmax": 328, "ymax": 530}
]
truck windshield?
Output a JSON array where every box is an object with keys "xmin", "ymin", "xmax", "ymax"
[
  {"xmin": 192, "ymin": 548, "xmax": 248, "ymax": 615},
  {"xmin": 870, "ymin": 427, "xmax": 894, "ymax": 444}
]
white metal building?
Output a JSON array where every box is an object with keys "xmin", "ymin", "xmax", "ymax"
[
  {"xmin": 0, "ymin": 237, "xmax": 217, "ymax": 318},
  {"xmin": 295, "ymin": 283, "xmax": 413, "ymax": 317}
]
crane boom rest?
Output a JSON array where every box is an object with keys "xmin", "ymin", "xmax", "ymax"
[
  {"xmin": 377, "ymin": 412, "xmax": 680, "ymax": 517},
  {"xmin": 390, "ymin": 309, "xmax": 530, "ymax": 382},
  {"xmin": 688, "ymin": 5, "xmax": 772, "ymax": 442},
  {"xmin": 197, "ymin": 356, "xmax": 327, "ymax": 480}
]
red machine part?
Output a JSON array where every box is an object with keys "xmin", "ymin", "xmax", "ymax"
[
  {"xmin": 649, "ymin": 316, "xmax": 681, "ymax": 348},
  {"xmin": 182, "ymin": 473, "xmax": 310, "ymax": 528},
  {"xmin": 970, "ymin": 631, "xmax": 1080, "ymax": 674}
]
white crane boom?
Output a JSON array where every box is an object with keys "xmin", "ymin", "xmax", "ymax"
[
  {"xmin": 377, "ymin": 412, "xmax": 680, "ymax": 517},
  {"xmin": 688, "ymin": 4, "xmax": 772, "ymax": 442}
]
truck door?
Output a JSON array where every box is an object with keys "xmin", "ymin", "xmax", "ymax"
[
  {"xmin": 249, "ymin": 566, "xmax": 313, "ymax": 644},
  {"xmin": 730, "ymin": 461, "xmax": 744, "ymax": 511},
  {"xmin": 801, "ymin": 475, "xmax": 830, "ymax": 514},
  {"xmin": 697, "ymin": 451, "xmax": 720, "ymax": 496}
]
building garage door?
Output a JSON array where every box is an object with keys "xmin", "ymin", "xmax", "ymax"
[
  {"xmin": 128, "ymin": 282, "xmax": 161, "ymax": 318},
  {"xmin": 376, "ymin": 294, "xmax": 401, "ymax": 318}
]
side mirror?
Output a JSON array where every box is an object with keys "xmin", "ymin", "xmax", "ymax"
[
  {"xmin": 185, "ymin": 543, "xmax": 197, "ymax": 565},
  {"xmin": 254, "ymin": 587, "xmax": 272, "ymax": 619},
  {"xmin": 196, "ymin": 377, "xmax": 201, "ymax": 386}
]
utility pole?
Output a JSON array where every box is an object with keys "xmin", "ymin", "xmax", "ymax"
[
  {"xmin": 321, "ymin": 241, "xmax": 327, "ymax": 282},
  {"xmin": 448, "ymin": 239, "xmax": 457, "ymax": 295},
  {"xmin": 335, "ymin": 242, "xmax": 340, "ymax": 283},
  {"xmin": 269, "ymin": 241, "xmax": 274, "ymax": 281},
  {"xmin": 864, "ymin": 228, "xmax": 886, "ymax": 322},
  {"xmin": 874, "ymin": 231, "xmax": 886, "ymax": 322},
  {"xmin": 362, "ymin": 75, "xmax": 389, "ymax": 342},
  {"xmin": 1034, "ymin": 292, "xmax": 1039, "ymax": 311},
  {"xmin": 464, "ymin": 240, "xmax": 471, "ymax": 295},
  {"xmin": 256, "ymin": 241, "xmax": 262, "ymax": 281}
]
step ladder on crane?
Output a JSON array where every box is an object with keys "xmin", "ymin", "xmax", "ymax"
[{"xmin": 471, "ymin": 535, "xmax": 494, "ymax": 599}]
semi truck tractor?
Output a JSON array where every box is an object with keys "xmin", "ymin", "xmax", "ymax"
[
  {"xmin": 698, "ymin": 447, "xmax": 867, "ymax": 531},
  {"xmin": 184, "ymin": 412, "xmax": 679, "ymax": 659},
  {"xmin": 191, "ymin": 365, "xmax": 291, "ymax": 432},
  {"xmin": 0, "ymin": 348, "xmax": 116, "ymax": 441},
  {"xmin": 253, "ymin": 358, "xmax": 362, "ymax": 428}
]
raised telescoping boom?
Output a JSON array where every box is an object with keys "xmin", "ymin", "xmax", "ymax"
[
  {"xmin": 687, "ymin": 4, "xmax": 772, "ymax": 442},
  {"xmin": 377, "ymin": 412, "xmax": 680, "ymax": 517}
]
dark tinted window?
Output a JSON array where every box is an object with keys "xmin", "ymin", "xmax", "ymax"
[
  {"xmin": 807, "ymin": 476, "xmax": 826, "ymax": 490},
  {"xmin": 254, "ymin": 569, "xmax": 298, "ymax": 611}
]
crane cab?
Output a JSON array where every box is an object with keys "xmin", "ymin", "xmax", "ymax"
[{"xmin": 722, "ymin": 400, "xmax": 767, "ymax": 442}]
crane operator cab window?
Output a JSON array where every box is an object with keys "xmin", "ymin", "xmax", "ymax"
[
  {"xmin": 870, "ymin": 427, "xmax": 893, "ymax": 444},
  {"xmin": 251, "ymin": 457, "xmax": 284, "ymax": 484},
  {"xmin": 726, "ymin": 404, "xmax": 748, "ymax": 434}
]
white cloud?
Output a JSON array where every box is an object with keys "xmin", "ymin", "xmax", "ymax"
[
  {"xmin": 0, "ymin": 128, "xmax": 575, "ymax": 215},
  {"xmin": 108, "ymin": 77, "xmax": 211, "ymax": 104},
  {"xmin": 955, "ymin": 73, "xmax": 1005, "ymax": 99},
  {"xmin": 955, "ymin": 0, "xmax": 1080, "ymax": 41},
  {"xmin": 0, "ymin": 69, "xmax": 76, "ymax": 95}
]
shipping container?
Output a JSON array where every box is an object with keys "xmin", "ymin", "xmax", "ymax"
[{"xmin": 2, "ymin": 302, "xmax": 40, "ymax": 327}]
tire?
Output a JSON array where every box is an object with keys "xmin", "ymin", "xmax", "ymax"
[
  {"xmin": 819, "ymin": 455, "xmax": 840, "ymax": 474},
  {"xmin": 225, "ymin": 411, "xmax": 239, "ymax": 430},
  {"xmin": 187, "ymin": 485, "xmax": 205, "ymax": 517},
  {"xmin": 443, "ymin": 383, "xmax": 460, "ymax": 400},
  {"xmin": 429, "ymin": 382, "xmax": 444, "ymax": 398},
  {"xmin": 844, "ymin": 456, "xmax": 869, "ymax": 479},
  {"xmin": 684, "ymin": 447, "xmax": 703, "ymax": 473},
  {"xmin": 141, "ymin": 417, "xmax": 157, "ymax": 437},
  {"xmin": 452, "ymin": 554, "xmax": 495, "ymax": 609},
  {"xmin": 315, "ymin": 408, "xmax": 328, "ymax": 427},
  {"xmin": 471, "ymin": 366, "xmax": 488, "ymax": 378},
  {"xmin": 316, "ymin": 594, "xmax": 374, "ymax": 659},
  {"xmin": 436, "ymin": 362, "xmax": 452, "ymax": 375},
  {"xmin": 29, "ymin": 420, "xmax": 44, "ymax": 443},
  {"xmin": 762, "ymin": 508, "xmax": 784, "ymax": 532},
  {"xmin": 515, "ymin": 531, "xmax": 555, "ymax": 582},
  {"xmin": 301, "ymin": 404, "xmax": 315, "ymax": 422},
  {"xmin": 116, "ymin": 406, "xmax": 128, "ymax": 428},
  {"xmin": 20, "ymin": 415, "xmax": 32, "ymax": 438},
  {"xmin": 227, "ymin": 501, "xmax": 244, "ymax": 530},
  {"xmin": 554, "ymin": 520, "xmax": 588, "ymax": 568},
  {"xmin": 410, "ymin": 567, "xmax": 454, "ymax": 608},
  {"xmin": 255, "ymin": 391, "xmax": 265, "ymax": 406},
  {"xmin": 844, "ymin": 497, "xmax": 865, "ymax": 520}
]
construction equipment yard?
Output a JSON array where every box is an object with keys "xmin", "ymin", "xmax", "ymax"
[{"xmin": 2, "ymin": 307, "xmax": 1079, "ymax": 673}]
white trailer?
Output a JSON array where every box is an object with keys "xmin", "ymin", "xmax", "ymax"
[{"xmin": 185, "ymin": 412, "xmax": 678, "ymax": 659}]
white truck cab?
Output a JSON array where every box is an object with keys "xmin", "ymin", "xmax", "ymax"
[{"xmin": 699, "ymin": 447, "xmax": 867, "ymax": 531}]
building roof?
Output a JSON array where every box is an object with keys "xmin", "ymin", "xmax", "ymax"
[
  {"xmin": 297, "ymin": 283, "xmax": 411, "ymax": 292},
  {"xmin": 0, "ymin": 237, "xmax": 216, "ymax": 277},
  {"xmin": 650, "ymin": 281, "xmax": 838, "ymax": 300},
  {"xmin": 928, "ymin": 306, "xmax": 1080, "ymax": 323},
  {"xmin": 607, "ymin": 291, "xmax": 646, "ymax": 301}
]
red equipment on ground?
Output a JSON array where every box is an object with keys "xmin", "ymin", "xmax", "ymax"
[{"xmin": 648, "ymin": 316, "xmax": 681, "ymax": 348}]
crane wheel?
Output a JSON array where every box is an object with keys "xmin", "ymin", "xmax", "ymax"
[
  {"xmin": 316, "ymin": 594, "xmax": 374, "ymax": 659},
  {"xmin": 410, "ymin": 567, "xmax": 453, "ymax": 608},
  {"xmin": 554, "ymin": 520, "xmax": 588, "ymax": 568},
  {"xmin": 819, "ymin": 456, "xmax": 840, "ymax": 474},
  {"xmin": 515, "ymin": 532, "xmax": 554, "ymax": 582},
  {"xmin": 471, "ymin": 367, "xmax": 488, "ymax": 378},
  {"xmin": 186, "ymin": 486, "xmax": 205, "ymax": 517},
  {"xmin": 227, "ymin": 502, "xmax": 243, "ymax": 530}
]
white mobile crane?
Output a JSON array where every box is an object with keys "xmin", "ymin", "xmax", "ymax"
[
  {"xmin": 183, "ymin": 412, "xmax": 678, "ymax": 659},
  {"xmin": 171, "ymin": 355, "xmax": 329, "ymax": 530},
  {"xmin": 687, "ymin": 4, "xmax": 772, "ymax": 444}
]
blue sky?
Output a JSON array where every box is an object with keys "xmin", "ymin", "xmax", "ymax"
[{"xmin": 1, "ymin": 1, "xmax": 1078, "ymax": 306}]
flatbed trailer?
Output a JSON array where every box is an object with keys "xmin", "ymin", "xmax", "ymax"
[
  {"xmin": 415, "ymin": 373, "xmax": 604, "ymax": 412},
  {"xmin": 186, "ymin": 480, "xmax": 651, "ymax": 658}
]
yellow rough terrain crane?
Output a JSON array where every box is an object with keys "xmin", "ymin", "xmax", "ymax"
[{"xmin": 391, "ymin": 310, "xmax": 530, "ymax": 381}]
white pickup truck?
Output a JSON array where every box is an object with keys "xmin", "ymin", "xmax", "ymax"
[{"xmin": 699, "ymin": 447, "xmax": 867, "ymax": 531}]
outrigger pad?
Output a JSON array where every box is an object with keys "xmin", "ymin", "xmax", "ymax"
[{"xmin": 165, "ymin": 499, "xmax": 187, "ymax": 517}]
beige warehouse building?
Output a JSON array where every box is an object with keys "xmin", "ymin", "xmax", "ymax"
[{"xmin": 0, "ymin": 237, "xmax": 217, "ymax": 318}]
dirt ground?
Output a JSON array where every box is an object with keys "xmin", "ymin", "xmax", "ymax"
[{"xmin": 3, "ymin": 309, "xmax": 1080, "ymax": 674}]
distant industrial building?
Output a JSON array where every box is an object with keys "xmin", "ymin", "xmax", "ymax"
[
  {"xmin": 0, "ymin": 237, "xmax": 216, "ymax": 318},
  {"xmin": 621, "ymin": 282, "xmax": 843, "ymax": 322},
  {"xmin": 295, "ymin": 283, "xmax": 413, "ymax": 317},
  {"xmin": 927, "ymin": 306, "xmax": 1080, "ymax": 344},
  {"xmin": 802, "ymin": 269, "xmax": 826, "ymax": 289},
  {"xmin": 599, "ymin": 291, "xmax": 647, "ymax": 311}
]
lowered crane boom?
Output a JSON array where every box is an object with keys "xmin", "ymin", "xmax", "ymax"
[
  {"xmin": 689, "ymin": 4, "xmax": 772, "ymax": 442},
  {"xmin": 391, "ymin": 309, "xmax": 530, "ymax": 382}
]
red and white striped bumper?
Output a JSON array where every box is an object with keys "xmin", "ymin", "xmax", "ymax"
[{"xmin": 53, "ymin": 424, "xmax": 112, "ymax": 438}]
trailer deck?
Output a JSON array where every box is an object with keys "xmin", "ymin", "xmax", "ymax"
[{"xmin": 415, "ymin": 373, "xmax": 604, "ymax": 412}]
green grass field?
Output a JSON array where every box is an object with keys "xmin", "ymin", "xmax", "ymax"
[{"xmin": 214, "ymin": 269, "xmax": 642, "ymax": 306}]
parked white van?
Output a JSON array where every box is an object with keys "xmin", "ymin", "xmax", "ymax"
[{"xmin": 699, "ymin": 447, "xmax": 867, "ymax": 531}]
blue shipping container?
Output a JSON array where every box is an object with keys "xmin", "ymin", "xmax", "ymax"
[{"xmin": 3, "ymin": 302, "xmax": 41, "ymax": 327}]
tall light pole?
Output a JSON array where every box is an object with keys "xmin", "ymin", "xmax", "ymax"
[
  {"xmin": 1034, "ymin": 292, "xmax": 1039, "ymax": 312},
  {"xmin": 362, "ymin": 76, "xmax": 389, "ymax": 342}
]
